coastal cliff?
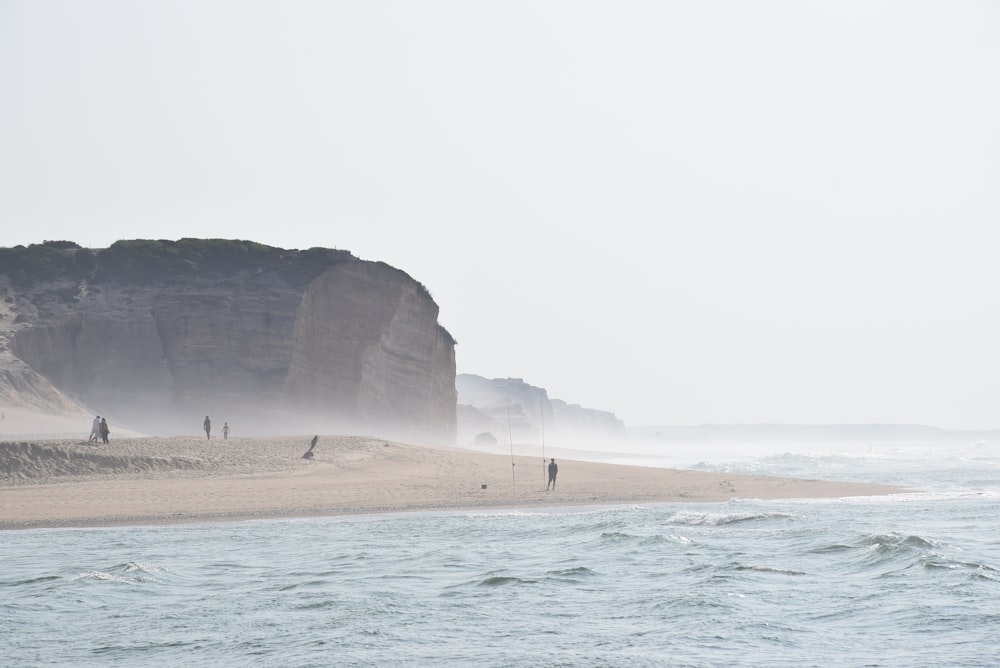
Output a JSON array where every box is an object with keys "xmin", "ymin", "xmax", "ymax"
[
  {"xmin": 456, "ymin": 374, "xmax": 625, "ymax": 447},
  {"xmin": 0, "ymin": 239, "xmax": 456, "ymax": 441}
]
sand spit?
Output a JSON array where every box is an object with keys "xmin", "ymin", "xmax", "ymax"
[{"xmin": 0, "ymin": 436, "xmax": 908, "ymax": 530}]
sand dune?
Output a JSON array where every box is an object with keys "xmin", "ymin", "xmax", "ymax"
[{"xmin": 0, "ymin": 435, "xmax": 908, "ymax": 530}]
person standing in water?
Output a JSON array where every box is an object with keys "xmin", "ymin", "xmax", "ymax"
[
  {"xmin": 222, "ymin": 422, "xmax": 230, "ymax": 440},
  {"xmin": 547, "ymin": 458, "xmax": 558, "ymax": 491},
  {"xmin": 203, "ymin": 416, "xmax": 212, "ymax": 440}
]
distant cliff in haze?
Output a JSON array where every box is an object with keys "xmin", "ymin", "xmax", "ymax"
[
  {"xmin": 0, "ymin": 239, "xmax": 456, "ymax": 441},
  {"xmin": 456, "ymin": 374, "xmax": 626, "ymax": 446}
]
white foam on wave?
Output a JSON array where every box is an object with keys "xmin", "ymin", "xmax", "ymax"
[{"xmin": 665, "ymin": 509, "xmax": 798, "ymax": 526}]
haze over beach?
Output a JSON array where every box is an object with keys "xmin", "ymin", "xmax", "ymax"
[
  {"xmin": 2, "ymin": 1, "xmax": 998, "ymax": 431},
  {"xmin": 3, "ymin": 3, "xmax": 1000, "ymax": 666}
]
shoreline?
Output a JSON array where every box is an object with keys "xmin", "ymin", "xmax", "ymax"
[{"xmin": 0, "ymin": 436, "xmax": 910, "ymax": 531}]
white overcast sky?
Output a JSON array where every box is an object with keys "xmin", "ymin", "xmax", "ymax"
[{"xmin": 1, "ymin": 1, "xmax": 998, "ymax": 428}]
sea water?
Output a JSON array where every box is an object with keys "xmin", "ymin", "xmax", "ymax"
[{"xmin": 3, "ymin": 441, "xmax": 1000, "ymax": 667}]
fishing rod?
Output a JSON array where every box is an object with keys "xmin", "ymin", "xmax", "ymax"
[
  {"xmin": 507, "ymin": 405, "xmax": 516, "ymax": 494},
  {"xmin": 540, "ymin": 395, "xmax": 546, "ymax": 484}
]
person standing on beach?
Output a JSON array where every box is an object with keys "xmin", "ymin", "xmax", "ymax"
[
  {"xmin": 547, "ymin": 458, "xmax": 558, "ymax": 490},
  {"xmin": 99, "ymin": 417, "xmax": 110, "ymax": 444},
  {"xmin": 204, "ymin": 416, "xmax": 212, "ymax": 440},
  {"xmin": 223, "ymin": 422, "xmax": 230, "ymax": 440},
  {"xmin": 89, "ymin": 415, "xmax": 101, "ymax": 443}
]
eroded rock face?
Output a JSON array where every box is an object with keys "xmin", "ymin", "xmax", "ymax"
[{"xmin": 0, "ymin": 240, "xmax": 456, "ymax": 442}]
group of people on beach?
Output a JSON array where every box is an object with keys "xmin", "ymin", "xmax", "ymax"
[
  {"xmin": 88, "ymin": 415, "xmax": 110, "ymax": 444},
  {"xmin": 202, "ymin": 416, "xmax": 230, "ymax": 440},
  {"xmin": 88, "ymin": 414, "xmax": 233, "ymax": 444},
  {"xmin": 84, "ymin": 415, "xmax": 560, "ymax": 490}
]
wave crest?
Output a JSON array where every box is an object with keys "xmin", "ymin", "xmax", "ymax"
[{"xmin": 666, "ymin": 511, "xmax": 796, "ymax": 526}]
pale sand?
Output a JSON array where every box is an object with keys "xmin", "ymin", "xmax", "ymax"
[{"xmin": 0, "ymin": 436, "xmax": 908, "ymax": 530}]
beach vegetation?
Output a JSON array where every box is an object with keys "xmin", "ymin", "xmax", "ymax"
[
  {"xmin": 41, "ymin": 240, "xmax": 82, "ymax": 250},
  {"xmin": 1, "ymin": 238, "xmax": 358, "ymax": 289},
  {"xmin": 93, "ymin": 238, "xmax": 353, "ymax": 285},
  {"xmin": 74, "ymin": 248, "xmax": 97, "ymax": 272},
  {"xmin": 0, "ymin": 243, "xmax": 85, "ymax": 286}
]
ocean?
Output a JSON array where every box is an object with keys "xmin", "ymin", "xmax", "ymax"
[{"xmin": 3, "ymin": 438, "xmax": 1000, "ymax": 667}]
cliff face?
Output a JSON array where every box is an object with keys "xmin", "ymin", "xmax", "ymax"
[{"xmin": 0, "ymin": 240, "xmax": 456, "ymax": 441}]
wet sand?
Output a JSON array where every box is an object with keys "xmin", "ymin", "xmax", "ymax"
[{"xmin": 0, "ymin": 435, "xmax": 908, "ymax": 530}]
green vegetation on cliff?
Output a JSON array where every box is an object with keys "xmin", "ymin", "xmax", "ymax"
[
  {"xmin": 0, "ymin": 242, "xmax": 87, "ymax": 286},
  {"xmin": 0, "ymin": 239, "xmax": 354, "ymax": 287}
]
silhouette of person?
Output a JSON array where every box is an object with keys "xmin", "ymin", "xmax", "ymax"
[
  {"xmin": 547, "ymin": 458, "xmax": 558, "ymax": 490},
  {"xmin": 302, "ymin": 435, "xmax": 319, "ymax": 459},
  {"xmin": 223, "ymin": 422, "xmax": 230, "ymax": 440},
  {"xmin": 204, "ymin": 416, "xmax": 212, "ymax": 440},
  {"xmin": 99, "ymin": 417, "xmax": 110, "ymax": 444}
]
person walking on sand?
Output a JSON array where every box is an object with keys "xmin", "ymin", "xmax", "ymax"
[
  {"xmin": 204, "ymin": 416, "xmax": 212, "ymax": 440},
  {"xmin": 89, "ymin": 415, "xmax": 101, "ymax": 443},
  {"xmin": 223, "ymin": 422, "xmax": 230, "ymax": 440},
  {"xmin": 547, "ymin": 458, "xmax": 558, "ymax": 491},
  {"xmin": 99, "ymin": 417, "xmax": 110, "ymax": 445}
]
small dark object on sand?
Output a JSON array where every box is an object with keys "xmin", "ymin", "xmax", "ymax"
[{"xmin": 302, "ymin": 435, "xmax": 319, "ymax": 459}]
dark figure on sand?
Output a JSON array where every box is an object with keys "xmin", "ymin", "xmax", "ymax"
[
  {"xmin": 204, "ymin": 416, "xmax": 211, "ymax": 440},
  {"xmin": 302, "ymin": 435, "xmax": 319, "ymax": 459},
  {"xmin": 223, "ymin": 422, "xmax": 230, "ymax": 440},
  {"xmin": 99, "ymin": 417, "xmax": 110, "ymax": 445},
  {"xmin": 89, "ymin": 415, "xmax": 101, "ymax": 443},
  {"xmin": 547, "ymin": 458, "xmax": 558, "ymax": 491}
]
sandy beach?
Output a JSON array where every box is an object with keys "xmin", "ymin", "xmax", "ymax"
[{"xmin": 0, "ymin": 435, "xmax": 907, "ymax": 530}]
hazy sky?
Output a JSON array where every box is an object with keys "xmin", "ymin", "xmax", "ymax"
[{"xmin": 2, "ymin": 1, "xmax": 998, "ymax": 428}]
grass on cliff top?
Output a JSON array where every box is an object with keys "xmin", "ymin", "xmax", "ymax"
[
  {"xmin": 0, "ymin": 239, "xmax": 354, "ymax": 287},
  {"xmin": 0, "ymin": 242, "xmax": 89, "ymax": 286},
  {"xmin": 98, "ymin": 238, "xmax": 284, "ymax": 282}
]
